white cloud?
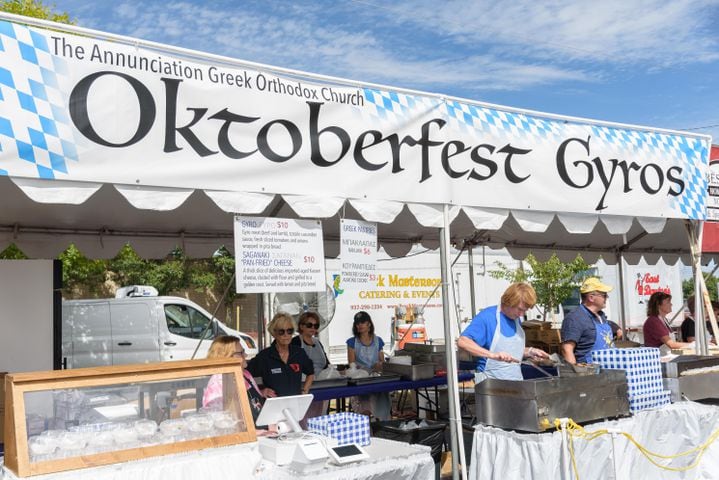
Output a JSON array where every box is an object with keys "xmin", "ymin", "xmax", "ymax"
[
  {"xmin": 61, "ymin": 0, "xmax": 719, "ymax": 95},
  {"xmin": 66, "ymin": 0, "xmax": 593, "ymax": 92},
  {"xmin": 388, "ymin": 0, "xmax": 719, "ymax": 67}
]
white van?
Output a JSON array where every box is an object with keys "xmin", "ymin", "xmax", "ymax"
[{"xmin": 62, "ymin": 287, "xmax": 257, "ymax": 369}]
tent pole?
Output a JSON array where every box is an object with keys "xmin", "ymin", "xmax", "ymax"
[
  {"xmin": 467, "ymin": 246, "xmax": 477, "ymax": 318},
  {"xmin": 440, "ymin": 206, "xmax": 465, "ymax": 480},
  {"xmin": 688, "ymin": 220, "xmax": 708, "ymax": 355},
  {"xmin": 616, "ymin": 252, "xmax": 627, "ymax": 331},
  {"xmin": 259, "ymin": 293, "xmax": 269, "ymax": 350}
]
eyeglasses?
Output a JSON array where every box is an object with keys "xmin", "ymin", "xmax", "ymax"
[
  {"xmin": 231, "ymin": 350, "xmax": 246, "ymax": 358},
  {"xmin": 303, "ymin": 322, "xmax": 320, "ymax": 329},
  {"xmin": 592, "ymin": 292, "xmax": 609, "ymax": 298},
  {"xmin": 274, "ymin": 328, "xmax": 294, "ymax": 336}
]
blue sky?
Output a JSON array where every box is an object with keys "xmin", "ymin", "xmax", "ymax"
[{"xmin": 36, "ymin": 0, "xmax": 719, "ymax": 141}]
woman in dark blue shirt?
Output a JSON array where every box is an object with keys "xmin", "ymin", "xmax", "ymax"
[{"xmin": 247, "ymin": 312, "xmax": 314, "ymax": 397}]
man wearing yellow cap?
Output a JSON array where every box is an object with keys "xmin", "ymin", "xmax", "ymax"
[{"xmin": 560, "ymin": 277, "xmax": 615, "ymax": 364}]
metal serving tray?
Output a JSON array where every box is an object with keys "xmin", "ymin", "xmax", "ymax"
[
  {"xmin": 382, "ymin": 362, "xmax": 436, "ymax": 381},
  {"xmin": 661, "ymin": 355, "xmax": 719, "ymax": 401},
  {"xmin": 403, "ymin": 343, "xmax": 446, "ymax": 354},
  {"xmin": 310, "ymin": 378, "xmax": 348, "ymax": 390},
  {"xmin": 348, "ymin": 373, "xmax": 402, "ymax": 386},
  {"xmin": 660, "ymin": 355, "xmax": 719, "ymax": 378}
]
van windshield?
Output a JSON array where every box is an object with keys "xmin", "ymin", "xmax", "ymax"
[{"xmin": 164, "ymin": 304, "xmax": 213, "ymax": 339}]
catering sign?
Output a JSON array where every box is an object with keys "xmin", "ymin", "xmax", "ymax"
[{"xmin": 0, "ymin": 19, "xmax": 710, "ymax": 219}]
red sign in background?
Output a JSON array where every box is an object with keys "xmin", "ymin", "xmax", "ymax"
[{"xmin": 703, "ymin": 146, "xmax": 719, "ymax": 252}]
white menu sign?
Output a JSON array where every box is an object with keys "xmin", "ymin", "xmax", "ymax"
[
  {"xmin": 340, "ymin": 219, "xmax": 378, "ymax": 290},
  {"xmin": 234, "ymin": 216, "xmax": 326, "ymax": 293}
]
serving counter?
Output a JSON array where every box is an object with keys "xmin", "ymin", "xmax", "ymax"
[
  {"xmin": 470, "ymin": 402, "xmax": 719, "ymax": 480},
  {"xmin": 1, "ymin": 438, "xmax": 433, "ymax": 480}
]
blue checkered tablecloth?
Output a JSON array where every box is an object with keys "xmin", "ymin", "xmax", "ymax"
[
  {"xmin": 591, "ymin": 347, "xmax": 671, "ymax": 413},
  {"xmin": 307, "ymin": 412, "xmax": 370, "ymax": 446}
]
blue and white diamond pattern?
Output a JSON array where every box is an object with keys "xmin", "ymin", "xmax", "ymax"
[
  {"xmin": 443, "ymin": 96, "xmax": 707, "ymax": 220},
  {"xmin": 443, "ymin": 100, "xmax": 564, "ymax": 148},
  {"xmin": 0, "ymin": 20, "xmax": 77, "ymax": 179},
  {"xmin": 590, "ymin": 125, "xmax": 708, "ymax": 220},
  {"xmin": 361, "ymin": 88, "xmax": 442, "ymax": 126}
]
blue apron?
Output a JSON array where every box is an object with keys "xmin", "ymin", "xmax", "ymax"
[
  {"xmin": 583, "ymin": 306, "xmax": 614, "ymax": 362},
  {"xmin": 475, "ymin": 305, "xmax": 525, "ymax": 382}
]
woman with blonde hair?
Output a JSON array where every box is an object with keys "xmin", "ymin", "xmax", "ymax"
[
  {"xmin": 203, "ymin": 335, "xmax": 265, "ymax": 422},
  {"xmin": 458, "ymin": 282, "xmax": 549, "ymax": 382},
  {"xmin": 247, "ymin": 312, "xmax": 314, "ymax": 397}
]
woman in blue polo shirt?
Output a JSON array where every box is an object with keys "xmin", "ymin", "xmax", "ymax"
[
  {"xmin": 247, "ymin": 312, "xmax": 314, "ymax": 397},
  {"xmin": 458, "ymin": 282, "xmax": 548, "ymax": 382}
]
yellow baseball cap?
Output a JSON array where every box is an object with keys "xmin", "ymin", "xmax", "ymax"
[{"xmin": 579, "ymin": 277, "xmax": 613, "ymax": 294}]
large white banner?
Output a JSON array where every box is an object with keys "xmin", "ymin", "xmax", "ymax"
[
  {"xmin": 0, "ymin": 18, "xmax": 710, "ymax": 219},
  {"xmin": 234, "ymin": 216, "xmax": 325, "ymax": 293}
]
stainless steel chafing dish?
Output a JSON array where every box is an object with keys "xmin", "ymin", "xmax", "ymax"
[
  {"xmin": 402, "ymin": 343, "xmax": 446, "ymax": 354},
  {"xmin": 662, "ymin": 355, "xmax": 719, "ymax": 402},
  {"xmin": 474, "ymin": 369, "xmax": 629, "ymax": 432},
  {"xmin": 397, "ymin": 342, "xmax": 461, "ymax": 370}
]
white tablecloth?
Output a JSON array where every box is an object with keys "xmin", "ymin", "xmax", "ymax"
[
  {"xmin": 470, "ymin": 402, "xmax": 719, "ymax": 480},
  {"xmin": 1, "ymin": 437, "xmax": 433, "ymax": 480},
  {"xmin": 257, "ymin": 438, "xmax": 434, "ymax": 480}
]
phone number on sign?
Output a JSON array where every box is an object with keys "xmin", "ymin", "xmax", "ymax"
[{"xmin": 350, "ymin": 304, "xmax": 383, "ymax": 310}]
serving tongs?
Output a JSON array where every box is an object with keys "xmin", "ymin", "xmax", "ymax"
[
  {"xmin": 511, "ymin": 355, "xmax": 557, "ymax": 378},
  {"xmin": 520, "ymin": 360, "xmax": 555, "ymax": 378}
]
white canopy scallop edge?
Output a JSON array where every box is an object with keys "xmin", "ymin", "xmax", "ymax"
[{"xmin": 0, "ymin": 176, "xmax": 700, "ymax": 265}]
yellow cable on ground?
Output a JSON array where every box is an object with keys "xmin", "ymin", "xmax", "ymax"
[{"xmin": 553, "ymin": 417, "xmax": 719, "ymax": 479}]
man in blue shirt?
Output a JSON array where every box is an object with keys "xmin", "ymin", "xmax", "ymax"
[
  {"xmin": 560, "ymin": 277, "xmax": 615, "ymax": 364},
  {"xmin": 458, "ymin": 282, "xmax": 549, "ymax": 381}
]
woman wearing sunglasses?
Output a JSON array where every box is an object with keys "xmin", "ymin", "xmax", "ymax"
[
  {"xmin": 291, "ymin": 311, "xmax": 330, "ymax": 419},
  {"xmin": 247, "ymin": 312, "xmax": 314, "ymax": 398}
]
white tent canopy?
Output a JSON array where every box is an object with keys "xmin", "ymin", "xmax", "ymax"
[
  {"xmin": 0, "ymin": 13, "xmax": 711, "ymax": 265},
  {"xmin": 0, "ymin": 175, "xmax": 701, "ymax": 264},
  {"xmin": 0, "ymin": 13, "xmax": 712, "ymax": 480}
]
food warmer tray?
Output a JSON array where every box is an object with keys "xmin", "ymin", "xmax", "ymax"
[
  {"xmin": 348, "ymin": 373, "xmax": 402, "ymax": 386},
  {"xmin": 661, "ymin": 355, "xmax": 719, "ymax": 402},
  {"xmin": 309, "ymin": 378, "xmax": 349, "ymax": 390},
  {"xmin": 475, "ymin": 369, "xmax": 629, "ymax": 432},
  {"xmin": 382, "ymin": 362, "xmax": 436, "ymax": 381},
  {"xmin": 402, "ymin": 343, "xmax": 446, "ymax": 354}
]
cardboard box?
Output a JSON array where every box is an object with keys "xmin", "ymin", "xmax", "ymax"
[
  {"xmin": 538, "ymin": 329, "xmax": 561, "ymax": 344},
  {"xmin": 523, "ymin": 320, "xmax": 553, "ymax": 330},
  {"xmin": 524, "ymin": 327, "xmax": 561, "ymax": 344}
]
